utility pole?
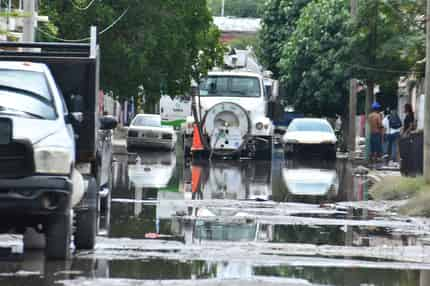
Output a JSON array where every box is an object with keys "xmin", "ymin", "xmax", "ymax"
[
  {"xmin": 348, "ymin": 0, "xmax": 358, "ymax": 158},
  {"xmin": 221, "ymin": 0, "xmax": 225, "ymax": 17},
  {"xmin": 22, "ymin": 0, "xmax": 36, "ymax": 42},
  {"xmin": 424, "ymin": 0, "xmax": 430, "ymax": 183}
]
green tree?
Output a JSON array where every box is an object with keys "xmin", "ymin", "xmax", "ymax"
[
  {"xmin": 278, "ymin": 0, "xmax": 350, "ymax": 117},
  {"xmin": 350, "ymin": 0, "xmax": 425, "ymax": 113},
  {"xmin": 38, "ymin": 0, "xmax": 224, "ymax": 111},
  {"xmin": 258, "ymin": 0, "xmax": 312, "ymax": 77}
]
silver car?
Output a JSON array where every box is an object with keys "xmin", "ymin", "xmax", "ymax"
[{"xmin": 127, "ymin": 114, "xmax": 176, "ymax": 150}]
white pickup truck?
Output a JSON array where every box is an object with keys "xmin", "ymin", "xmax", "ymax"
[{"xmin": 0, "ymin": 34, "xmax": 117, "ymax": 260}]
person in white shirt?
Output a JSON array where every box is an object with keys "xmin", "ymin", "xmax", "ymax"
[{"xmin": 382, "ymin": 109, "xmax": 402, "ymax": 164}]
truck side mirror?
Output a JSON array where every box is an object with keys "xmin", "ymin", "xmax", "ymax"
[{"xmin": 100, "ymin": 115, "xmax": 118, "ymax": 130}]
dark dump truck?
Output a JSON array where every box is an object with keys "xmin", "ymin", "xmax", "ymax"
[{"xmin": 0, "ymin": 30, "xmax": 116, "ymax": 259}]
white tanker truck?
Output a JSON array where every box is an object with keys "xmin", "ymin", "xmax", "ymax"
[{"xmin": 183, "ymin": 49, "xmax": 278, "ymax": 160}]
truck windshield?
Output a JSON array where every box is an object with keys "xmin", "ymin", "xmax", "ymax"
[
  {"xmin": 0, "ymin": 69, "xmax": 56, "ymax": 119},
  {"xmin": 199, "ymin": 76, "xmax": 261, "ymax": 98}
]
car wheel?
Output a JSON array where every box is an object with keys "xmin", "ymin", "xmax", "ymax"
[
  {"xmin": 325, "ymin": 145, "xmax": 337, "ymax": 161},
  {"xmin": 284, "ymin": 144, "xmax": 295, "ymax": 159},
  {"xmin": 74, "ymin": 177, "xmax": 98, "ymax": 250},
  {"xmin": 45, "ymin": 212, "xmax": 72, "ymax": 260}
]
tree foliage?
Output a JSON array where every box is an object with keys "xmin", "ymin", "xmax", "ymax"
[
  {"xmin": 39, "ymin": 0, "xmax": 224, "ymax": 108},
  {"xmin": 278, "ymin": 0, "xmax": 350, "ymax": 116},
  {"xmin": 350, "ymin": 0, "xmax": 425, "ymax": 82},
  {"xmin": 259, "ymin": 0, "xmax": 425, "ymax": 116},
  {"xmin": 258, "ymin": 0, "xmax": 312, "ymax": 77}
]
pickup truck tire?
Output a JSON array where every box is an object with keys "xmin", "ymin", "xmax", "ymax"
[
  {"xmin": 74, "ymin": 177, "xmax": 98, "ymax": 250},
  {"xmin": 45, "ymin": 212, "xmax": 72, "ymax": 260}
]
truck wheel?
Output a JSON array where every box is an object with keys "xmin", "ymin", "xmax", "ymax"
[
  {"xmin": 74, "ymin": 208, "xmax": 97, "ymax": 249},
  {"xmin": 255, "ymin": 138, "xmax": 273, "ymax": 160},
  {"xmin": 74, "ymin": 177, "xmax": 98, "ymax": 250},
  {"xmin": 45, "ymin": 212, "xmax": 72, "ymax": 260},
  {"xmin": 100, "ymin": 166, "xmax": 113, "ymax": 214}
]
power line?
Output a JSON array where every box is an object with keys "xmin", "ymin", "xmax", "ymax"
[
  {"xmin": 351, "ymin": 63, "xmax": 423, "ymax": 75},
  {"xmin": 36, "ymin": 7, "xmax": 129, "ymax": 42},
  {"xmin": 70, "ymin": 0, "xmax": 97, "ymax": 11}
]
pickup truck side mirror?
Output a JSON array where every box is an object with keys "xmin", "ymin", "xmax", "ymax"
[{"xmin": 100, "ymin": 115, "xmax": 118, "ymax": 130}]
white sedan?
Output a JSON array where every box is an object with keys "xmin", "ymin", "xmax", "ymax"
[
  {"xmin": 127, "ymin": 114, "xmax": 177, "ymax": 150},
  {"xmin": 282, "ymin": 118, "xmax": 337, "ymax": 160}
]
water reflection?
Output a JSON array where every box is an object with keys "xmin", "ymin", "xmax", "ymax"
[
  {"xmin": 128, "ymin": 151, "xmax": 177, "ymax": 189},
  {"xmin": 0, "ymin": 251, "xmax": 428, "ymax": 286},
  {"xmin": 185, "ymin": 160, "xmax": 272, "ymax": 200},
  {"xmin": 282, "ymin": 160, "xmax": 339, "ymax": 202}
]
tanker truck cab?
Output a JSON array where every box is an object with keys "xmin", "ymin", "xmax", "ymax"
[
  {"xmin": 189, "ymin": 70, "xmax": 274, "ymax": 160},
  {"xmin": 0, "ymin": 36, "xmax": 116, "ymax": 260}
]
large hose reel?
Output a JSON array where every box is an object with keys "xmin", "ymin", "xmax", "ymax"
[{"xmin": 202, "ymin": 102, "xmax": 251, "ymax": 156}]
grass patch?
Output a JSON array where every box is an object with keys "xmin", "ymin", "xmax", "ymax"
[
  {"xmin": 399, "ymin": 185, "xmax": 430, "ymax": 217},
  {"xmin": 370, "ymin": 176, "xmax": 430, "ymax": 217},
  {"xmin": 370, "ymin": 176, "xmax": 425, "ymax": 200}
]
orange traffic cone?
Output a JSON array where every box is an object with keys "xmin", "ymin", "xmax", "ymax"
[
  {"xmin": 191, "ymin": 124, "xmax": 204, "ymax": 151},
  {"xmin": 191, "ymin": 165, "xmax": 202, "ymax": 194}
]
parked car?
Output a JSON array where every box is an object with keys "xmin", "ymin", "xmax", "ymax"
[
  {"xmin": 127, "ymin": 114, "xmax": 176, "ymax": 150},
  {"xmin": 282, "ymin": 118, "xmax": 337, "ymax": 160}
]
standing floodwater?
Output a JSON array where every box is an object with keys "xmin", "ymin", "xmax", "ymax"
[{"xmin": 0, "ymin": 146, "xmax": 429, "ymax": 286}]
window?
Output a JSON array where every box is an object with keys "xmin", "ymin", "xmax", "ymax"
[
  {"xmin": 133, "ymin": 116, "xmax": 161, "ymax": 127},
  {"xmin": 0, "ymin": 69, "xmax": 56, "ymax": 119},
  {"xmin": 199, "ymin": 76, "xmax": 261, "ymax": 98},
  {"xmin": 288, "ymin": 120, "xmax": 333, "ymax": 133}
]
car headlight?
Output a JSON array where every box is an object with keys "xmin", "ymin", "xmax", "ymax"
[
  {"xmin": 34, "ymin": 147, "xmax": 72, "ymax": 175},
  {"xmin": 256, "ymin": 122, "xmax": 264, "ymax": 130}
]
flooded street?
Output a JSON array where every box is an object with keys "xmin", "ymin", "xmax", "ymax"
[{"xmin": 1, "ymin": 146, "xmax": 430, "ymax": 285}]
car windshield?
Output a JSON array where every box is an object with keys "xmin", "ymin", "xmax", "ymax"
[
  {"xmin": 199, "ymin": 76, "xmax": 261, "ymax": 98},
  {"xmin": 133, "ymin": 116, "xmax": 161, "ymax": 127},
  {"xmin": 288, "ymin": 120, "xmax": 332, "ymax": 133},
  {"xmin": 0, "ymin": 69, "xmax": 56, "ymax": 119}
]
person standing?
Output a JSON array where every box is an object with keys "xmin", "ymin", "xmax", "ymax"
[
  {"xmin": 368, "ymin": 102, "xmax": 384, "ymax": 164},
  {"xmin": 383, "ymin": 109, "xmax": 402, "ymax": 164},
  {"xmin": 402, "ymin": 103, "xmax": 415, "ymax": 136},
  {"xmin": 382, "ymin": 108, "xmax": 391, "ymax": 160}
]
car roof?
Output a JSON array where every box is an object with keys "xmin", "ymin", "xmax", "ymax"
[
  {"xmin": 0, "ymin": 61, "xmax": 46, "ymax": 73},
  {"xmin": 291, "ymin": 118, "xmax": 330, "ymax": 124},
  {"xmin": 135, "ymin": 113, "xmax": 160, "ymax": 118}
]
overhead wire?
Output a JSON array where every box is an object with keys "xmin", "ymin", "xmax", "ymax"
[
  {"xmin": 70, "ymin": 0, "xmax": 97, "ymax": 11},
  {"xmin": 350, "ymin": 64, "xmax": 423, "ymax": 75},
  {"xmin": 36, "ymin": 7, "xmax": 129, "ymax": 42}
]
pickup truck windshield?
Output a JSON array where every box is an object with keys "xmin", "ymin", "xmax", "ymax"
[
  {"xmin": 199, "ymin": 76, "xmax": 261, "ymax": 98},
  {"xmin": 0, "ymin": 70, "xmax": 56, "ymax": 119}
]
